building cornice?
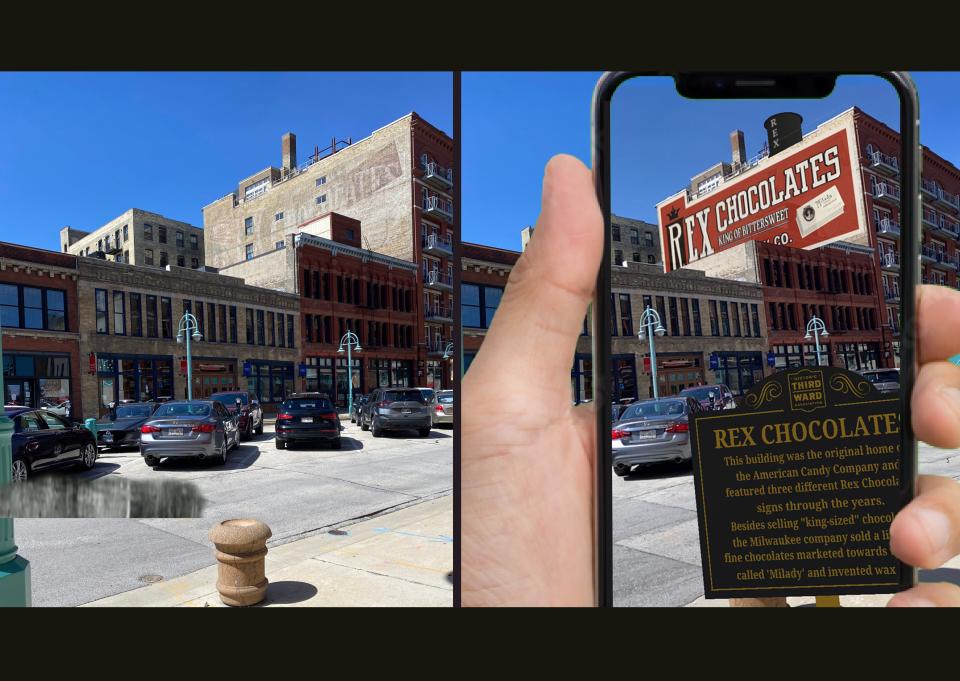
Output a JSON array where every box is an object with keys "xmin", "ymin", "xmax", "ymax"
[{"xmin": 294, "ymin": 233, "xmax": 417, "ymax": 271}]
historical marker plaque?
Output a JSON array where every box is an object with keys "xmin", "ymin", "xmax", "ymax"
[{"xmin": 690, "ymin": 366, "xmax": 914, "ymax": 598}]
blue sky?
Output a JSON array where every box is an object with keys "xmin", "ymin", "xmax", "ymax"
[
  {"xmin": 0, "ymin": 72, "xmax": 452, "ymax": 252},
  {"xmin": 463, "ymin": 72, "xmax": 960, "ymax": 251}
]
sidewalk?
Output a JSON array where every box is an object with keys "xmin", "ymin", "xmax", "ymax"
[{"xmin": 83, "ymin": 494, "xmax": 453, "ymax": 607}]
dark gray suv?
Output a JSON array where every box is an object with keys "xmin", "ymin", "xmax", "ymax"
[{"xmin": 360, "ymin": 387, "xmax": 432, "ymax": 437}]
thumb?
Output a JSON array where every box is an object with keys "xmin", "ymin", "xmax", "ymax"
[{"xmin": 467, "ymin": 154, "xmax": 604, "ymax": 397}]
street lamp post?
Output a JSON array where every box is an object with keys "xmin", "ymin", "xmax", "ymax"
[
  {"xmin": 804, "ymin": 315, "xmax": 830, "ymax": 367},
  {"xmin": 176, "ymin": 313, "xmax": 203, "ymax": 400},
  {"xmin": 637, "ymin": 305, "xmax": 667, "ymax": 400},
  {"xmin": 337, "ymin": 331, "xmax": 362, "ymax": 418},
  {"xmin": 441, "ymin": 342, "xmax": 454, "ymax": 390},
  {"xmin": 0, "ymin": 320, "xmax": 31, "ymax": 606}
]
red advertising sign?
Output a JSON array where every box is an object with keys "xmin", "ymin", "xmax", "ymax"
[
  {"xmin": 643, "ymin": 356, "xmax": 651, "ymax": 373},
  {"xmin": 88, "ymin": 352, "xmax": 96, "ymax": 374},
  {"xmin": 656, "ymin": 115, "xmax": 866, "ymax": 273},
  {"xmin": 180, "ymin": 358, "xmax": 187, "ymax": 375}
]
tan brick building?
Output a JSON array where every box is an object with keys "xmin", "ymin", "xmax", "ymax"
[
  {"xmin": 1, "ymin": 243, "xmax": 80, "ymax": 417},
  {"xmin": 201, "ymin": 114, "xmax": 454, "ymax": 379},
  {"xmin": 76, "ymin": 257, "xmax": 298, "ymax": 419},
  {"xmin": 60, "ymin": 208, "xmax": 205, "ymax": 270}
]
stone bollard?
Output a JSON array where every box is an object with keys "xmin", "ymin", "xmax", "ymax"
[{"xmin": 208, "ymin": 519, "xmax": 272, "ymax": 606}]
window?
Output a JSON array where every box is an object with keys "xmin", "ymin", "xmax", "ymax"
[
  {"xmin": 195, "ymin": 302, "xmax": 204, "ymax": 339},
  {"xmin": 277, "ymin": 314, "xmax": 285, "ymax": 347},
  {"xmin": 191, "ymin": 258, "xmax": 199, "ymax": 269},
  {"xmin": 644, "ymin": 232, "xmax": 654, "ymax": 247},
  {"xmin": 245, "ymin": 244, "xmax": 254, "ymax": 261},
  {"xmin": 176, "ymin": 231, "xmax": 184, "ymax": 248},
  {"xmin": 731, "ymin": 302, "xmax": 741, "ymax": 337},
  {"xmin": 113, "ymin": 291, "xmax": 126, "ymax": 335},
  {"xmin": 123, "ymin": 224, "xmax": 129, "ymax": 241},
  {"xmin": 630, "ymin": 228, "xmax": 639, "ymax": 245},
  {"xmin": 144, "ymin": 224, "xmax": 153, "ymax": 240},
  {"xmin": 161, "ymin": 297, "xmax": 172, "ymax": 338},
  {"xmin": 257, "ymin": 310, "xmax": 265, "ymax": 345},
  {"xmin": 177, "ymin": 255, "xmax": 185, "ymax": 267},
  {"xmin": 316, "ymin": 194, "xmax": 327, "ymax": 205},
  {"xmin": 130, "ymin": 293, "xmax": 142, "ymax": 336},
  {"xmin": 692, "ymin": 299, "xmax": 703, "ymax": 336},
  {"xmin": 145, "ymin": 249, "xmax": 154, "ymax": 266},
  {"xmin": 275, "ymin": 241, "xmax": 285, "ymax": 250},
  {"xmin": 614, "ymin": 249, "xmax": 623, "ymax": 264},
  {"xmin": 229, "ymin": 306, "xmax": 238, "ymax": 343},
  {"xmin": 190, "ymin": 233, "xmax": 198, "ymax": 250},
  {"xmin": 612, "ymin": 225, "xmax": 621, "ymax": 241},
  {"xmin": 461, "ymin": 284, "xmax": 503, "ymax": 329},
  {"xmin": 751, "ymin": 304, "xmax": 761, "ymax": 336},
  {"xmin": 159, "ymin": 251, "xmax": 168, "ymax": 267},
  {"xmin": 18, "ymin": 287, "xmax": 41, "ymax": 330},
  {"xmin": 345, "ymin": 228, "xmax": 355, "ymax": 241},
  {"xmin": 619, "ymin": 294, "xmax": 633, "ymax": 336},
  {"xmin": 708, "ymin": 300, "xmax": 719, "ymax": 336},
  {"xmin": 668, "ymin": 297, "xmax": 680, "ymax": 336},
  {"xmin": 632, "ymin": 252, "xmax": 641, "ymax": 262},
  {"xmin": 207, "ymin": 302, "xmax": 217, "ymax": 342},
  {"xmin": 680, "ymin": 298, "xmax": 691, "ymax": 336},
  {"xmin": 158, "ymin": 226, "xmax": 167, "ymax": 244},
  {"xmin": 246, "ymin": 308, "xmax": 254, "ymax": 344},
  {"xmin": 741, "ymin": 303, "xmax": 751, "ymax": 337},
  {"xmin": 268, "ymin": 312, "xmax": 275, "ymax": 346},
  {"xmin": 219, "ymin": 305, "xmax": 227, "ymax": 343},
  {"xmin": 95, "ymin": 289, "xmax": 109, "ymax": 334},
  {"xmin": 123, "ymin": 250, "xmax": 129, "ymax": 263},
  {"xmin": 656, "ymin": 296, "xmax": 667, "ymax": 334},
  {"xmin": 146, "ymin": 295, "xmax": 158, "ymax": 337},
  {"xmin": 316, "ymin": 176, "xmax": 327, "ymax": 186},
  {"xmin": 98, "ymin": 239, "xmax": 103, "ymax": 252},
  {"xmin": 720, "ymin": 301, "xmax": 731, "ymax": 336}
]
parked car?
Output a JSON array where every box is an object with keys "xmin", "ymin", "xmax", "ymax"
[
  {"xmin": 679, "ymin": 384, "xmax": 735, "ymax": 411},
  {"xmin": 6, "ymin": 406, "xmax": 98, "ymax": 482},
  {"xmin": 417, "ymin": 387, "xmax": 436, "ymax": 405},
  {"xmin": 611, "ymin": 397, "xmax": 703, "ymax": 476},
  {"xmin": 39, "ymin": 399, "xmax": 71, "ymax": 418},
  {"xmin": 96, "ymin": 401, "xmax": 160, "ymax": 451},
  {"xmin": 209, "ymin": 390, "xmax": 264, "ymax": 440},
  {"xmin": 350, "ymin": 393, "xmax": 370, "ymax": 424},
  {"xmin": 430, "ymin": 390, "xmax": 454, "ymax": 427},
  {"xmin": 360, "ymin": 387, "xmax": 432, "ymax": 437},
  {"xmin": 859, "ymin": 368, "xmax": 900, "ymax": 395},
  {"xmin": 275, "ymin": 393, "xmax": 341, "ymax": 449},
  {"xmin": 139, "ymin": 400, "xmax": 240, "ymax": 468}
]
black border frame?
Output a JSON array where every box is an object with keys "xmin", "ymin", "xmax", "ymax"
[{"xmin": 591, "ymin": 71, "xmax": 920, "ymax": 607}]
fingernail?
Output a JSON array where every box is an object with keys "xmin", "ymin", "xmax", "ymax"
[{"xmin": 913, "ymin": 505, "xmax": 952, "ymax": 559}]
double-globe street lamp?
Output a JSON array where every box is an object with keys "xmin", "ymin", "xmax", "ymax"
[
  {"xmin": 637, "ymin": 305, "xmax": 667, "ymax": 400},
  {"xmin": 0, "ymin": 320, "xmax": 30, "ymax": 606},
  {"xmin": 176, "ymin": 312, "xmax": 203, "ymax": 400},
  {"xmin": 337, "ymin": 330, "xmax": 362, "ymax": 419},
  {"xmin": 804, "ymin": 314, "xmax": 829, "ymax": 367}
]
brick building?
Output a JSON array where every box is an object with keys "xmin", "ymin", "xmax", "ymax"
[
  {"xmin": 461, "ymin": 242, "xmax": 520, "ymax": 373},
  {"xmin": 201, "ymin": 114, "xmax": 455, "ymax": 377},
  {"xmin": 1, "ymin": 243, "xmax": 80, "ymax": 417},
  {"xmin": 610, "ymin": 214, "xmax": 661, "ymax": 267},
  {"xmin": 60, "ymin": 208, "xmax": 205, "ymax": 270},
  {"xmin": 76, "ymin": 257, "xmax": 299, "ymax": 419}
]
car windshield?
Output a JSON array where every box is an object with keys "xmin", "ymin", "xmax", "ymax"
[
  {"xmin": 384, "ymin": 390, "xmax": 426, "ymax": 403},
  {"xmin": 863, "ymin": 371, "xmax": 899, "ymax": 383},
  {"xmin": 282, "ymin": 398, "xmax": 333, "ymax": 410},
  {"xmin": 621, "ymin": 400, "xmax": 687, "ymax": 420},
  {"xmin": 680, "ymin": 387, "xmax": 720, "ymax": 401},
  {"xmin": 115, "ymin": 405, "xmax": 153, "ymax": 419},
  {"xmin": 211, "ymin": 392, "xmax": 247, "ymax": 405},
  {"xmin": 153, "ymin": 403, "xmax": 212, "ymax": 418}
]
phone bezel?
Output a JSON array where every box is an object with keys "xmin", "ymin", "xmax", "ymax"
[{"xmin": 591, "ymin": 71, "xmax": 920, "ymax": 607}]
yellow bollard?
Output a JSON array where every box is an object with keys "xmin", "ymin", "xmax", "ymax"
[{"xmin": 208, "ymin": 519, "xmax": 272, "ymax": 607}]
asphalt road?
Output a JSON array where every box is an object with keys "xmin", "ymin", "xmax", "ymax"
[
  {"xmin": 15, "ymin": 420, "xmax": 453, "ymax": 607},
  {"xmin": 612, "ymin": 442, "xmax": 960, "ymax": 607}
]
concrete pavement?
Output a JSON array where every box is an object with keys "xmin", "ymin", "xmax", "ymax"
[{"xmin": 83, "ymin": 494, "xmax": 452, "ymax": 607}]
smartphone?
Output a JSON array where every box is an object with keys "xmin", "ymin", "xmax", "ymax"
[{"xmin": 591, "ymin": 73, "xmax": 920, "ymax": 606}]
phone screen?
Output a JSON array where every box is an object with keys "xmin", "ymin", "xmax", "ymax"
[{"xmin": 599, "ymin": 74, "xmax": 918, "ymax": 606}]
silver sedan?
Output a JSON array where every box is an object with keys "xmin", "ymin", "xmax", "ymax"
[
  {"xmin": 139, "ymin": 400, "xmax": 240, "ymax": 468},
  {"xmin": 431, "ymin": 390, "xmax": 454, "ymax": 427},
  {"xmin": 612, "ymin": 397, "xmax": 702, "ymax": 476}
]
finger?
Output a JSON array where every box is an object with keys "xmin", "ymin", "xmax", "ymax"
[
  {"xmin": 888, "ymin": 582, "xmax": 960, "ymax": 607},
  {"xmin": 467, "ymin": 154, "xmax": 603, "ymax": 393},
  {"xmin": 911, "ymin": 361, "xmax": 960, "ymax": 448},
  {"xmin": 917, "ymin": 284, "xmax": 960, "ymax": 364},
  {"xmin": 890, "ymin": 474, "xmax": 960, "ymax": 569}
]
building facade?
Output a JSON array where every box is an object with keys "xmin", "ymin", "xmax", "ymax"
[
  {"xmin": 60, "ymin": 208, "xmax": 206, "ymax": 270},
  {"xmin": 610, "ymin": 214, "xmax": 661, "ymax": 267},
  {"xmin": 201, "ymin": 114, "xmax": 455, "ymax": 378},
  {"xmin": 76, "ymin": 257, "xmax": 298, "ymax": 419},
  {"xmin": 461, "ymin": 242, "xmax": 520, "ymax": 374},
  {"xmin": 1, "ymin": 243, "xmax": 80, "ymax": 417}
]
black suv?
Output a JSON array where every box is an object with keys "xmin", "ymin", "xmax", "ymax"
[
  {"xmin": 359, "ymin": 387, "xmax": 431, "ymax": 438},
  {"xmin": 275, "ymin": 392, "xmax": 341, "ymax": 449}
]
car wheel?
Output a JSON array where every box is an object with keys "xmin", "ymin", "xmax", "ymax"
[
  {"xmin": 11, "ymin": 456, "xmax": 29, "ymax": 482},
  {"xmin": 371, "ymin": 423, "xmax": 382, "ymax": 438},
  {"xmin": 614, "ymin": 464, "xmax": 632, "ymax": 477},
  {"xmin": 419, "ymin": 428, "xmax": 431, "ymax": 438},
  {"xmin": 255, "ymin": 419, "xmax": 263, "ymax": 435},
  {"xmin": 275, "ymin": 439, "xmax": 286, "ymax": 450},
  {"xmin": 144, "ymin": 455, "xmax": 160, "ymax": 468},
  {"xmin": 217, "ymin": 438, "xmax": 228, "ymax": 465},
  {"xmin": 360, "ymin": 418, "xmax": 369, "ymax": 432},
  {"xmin": 79, "ymin": 443, "xmax": 98, "ymax": 470}
]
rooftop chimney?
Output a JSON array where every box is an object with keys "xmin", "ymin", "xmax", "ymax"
[
  {"xmin": 282, "ymin": 132, "xmax": 297, "ymax": 172},
  {"xmin": 764, "ymin": 113, "xmax": 803, "ymax": 157},
  {"xmin": 730, "ymin": 130, "xmax": 746, "ymax": 168}
]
